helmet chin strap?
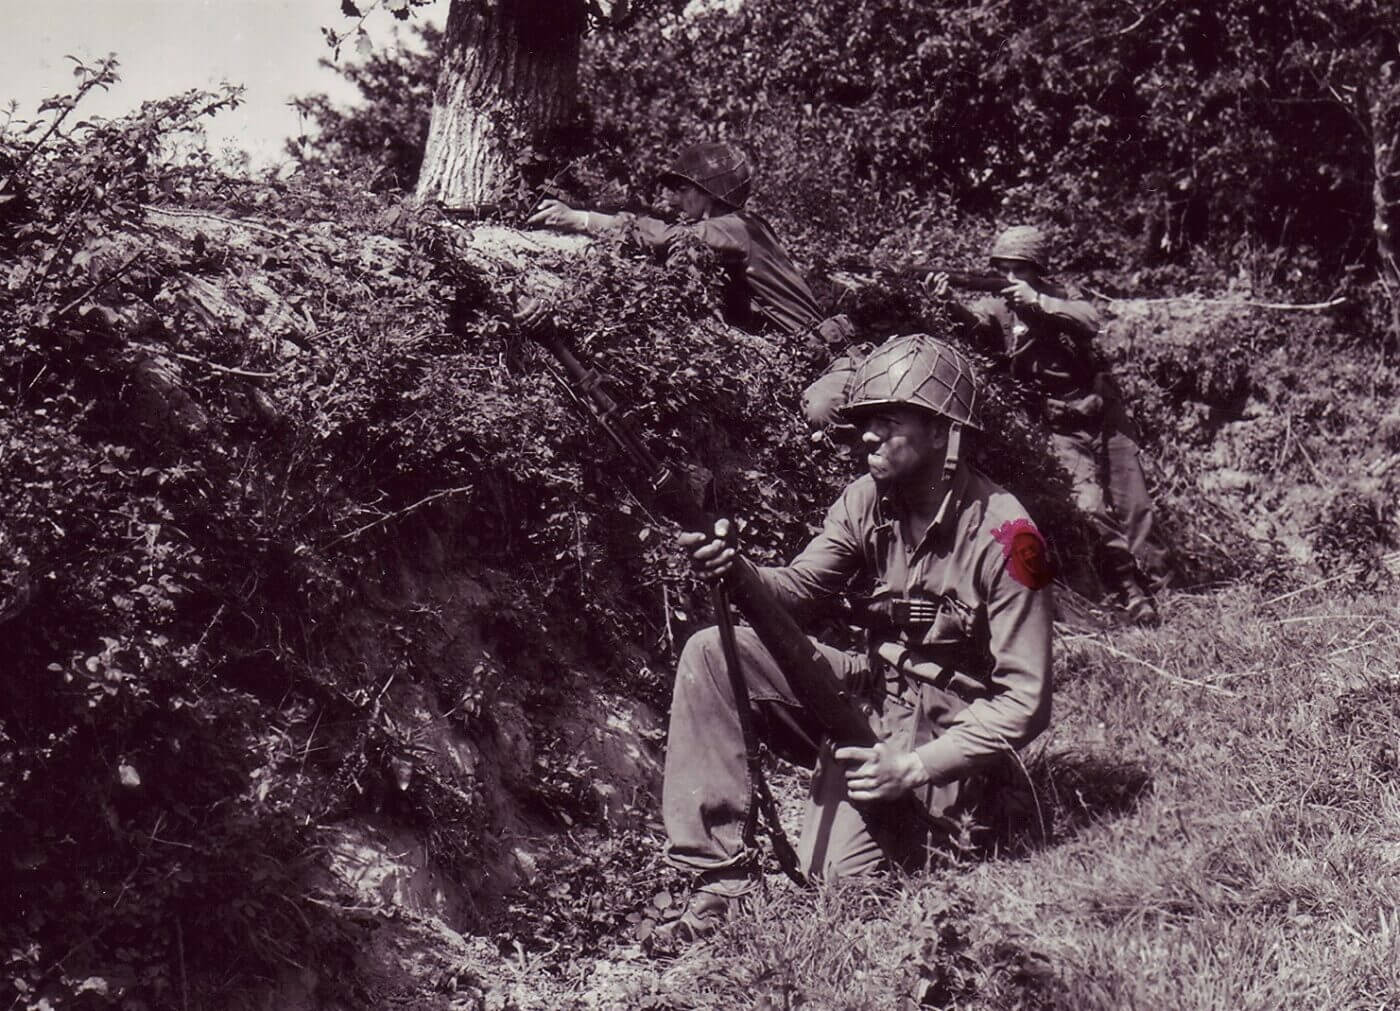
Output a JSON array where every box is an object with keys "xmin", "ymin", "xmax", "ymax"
[{"xmin": 930, "ymin": 422, "xmax": 964, "ymax": 528}]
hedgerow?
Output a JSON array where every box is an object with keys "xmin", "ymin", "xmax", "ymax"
[
  {"xmin": 11, "ymin": 12, "xmax": 1392, "ymax": 1004},
  {"xmin": 0, "ymin": 63, "xmax": 847, "ymax": 1006},
  {"xmin": 1, "ymin": 42, "xmax": 1052, "ymax": 999}
]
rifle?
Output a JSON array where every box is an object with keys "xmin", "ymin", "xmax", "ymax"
[
  {"xmin": 531, "ymin": 328, "xmax": 874, "ymax": 742},
  {"xmin": 527, "ymin": 325, "xmax": 951, "ymax": 855},
  {"xmin": 830, "ymin": 263, "xmax": 1015, "ymax": 295}
]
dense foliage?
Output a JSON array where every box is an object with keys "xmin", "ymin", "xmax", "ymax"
[
  {"xmin": 581, "ymin": 0, "xmax": 1399, "ymax": 304},
  {"xmin": 289, "ymin": 23, "xmax": 442, "ymax": 192},
  {"xmin": 0, "ymin": 62, "xmax": 844, "ymax": 1007}
]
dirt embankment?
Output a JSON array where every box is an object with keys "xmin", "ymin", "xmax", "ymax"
[{"xmin": 245, "ymin": 242, "xmax": 1400, "ymax": 1009}]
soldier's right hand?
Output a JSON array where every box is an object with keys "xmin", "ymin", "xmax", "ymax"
[
  {"xmin": 922, "ymin": 271, "xmax": 951, "ymax": 299},
  {"xmin": 526, "ymin": 198, "xmax": 589, "ymax": 232},
  {"xmin": 677, "ymin": 518, "xmax": 738, "ymax": 581}
]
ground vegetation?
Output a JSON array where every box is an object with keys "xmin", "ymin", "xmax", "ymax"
[{"xmin": 3, "ymin": 6, "xmax": 1400, "ymax": 1009}]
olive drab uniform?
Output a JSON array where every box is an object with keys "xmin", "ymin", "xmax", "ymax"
[
  {"xmin": 586, "ymin": 142, "xmax": 851, "ymax": 352},
  {"xmin": 662, "ymin": 337, "xmax": 1052, "ymax": 887},
  {"xmin": 962, "ymin": 229, "xmax": 1167, "ymax": 600},
  {"xmin": 627, "ymin": 210, "xmax": 826, "ymax": 339}
]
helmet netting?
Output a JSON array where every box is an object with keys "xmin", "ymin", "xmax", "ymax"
[{"xmin": 842, "ymin": 334, "xmax": 983, "ymax": 430}]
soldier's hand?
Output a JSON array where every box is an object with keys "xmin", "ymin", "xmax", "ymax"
[
  {"xmin": 1065, "ymin": 391, "xmax": 1105, "ymax": 421},
  {"xmin": 834, "ymin": 741, "xmax": 930, "ymax": 801},
  {"xmin": 922, "ymin": 271, "xmax": 951, "ymax": 300},
  {"xmin": 526, "ymin": 198, "xmax": 589, "ymax": 232},
  {"xmin": 677, "ymin": 518, "xmax": 738, "ymax": 581},
  {"xmin": 1001, "ymin": 277, "xmax": 1042, "ymax": 312}
]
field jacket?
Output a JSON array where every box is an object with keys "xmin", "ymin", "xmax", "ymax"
[{"xmin": 753, "ymin": 466, "xmax": 1053, "ymax": 785}]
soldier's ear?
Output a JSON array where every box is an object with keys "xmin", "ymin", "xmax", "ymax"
[{"xmin": 922, "ymin": 414, "xmax": 951, "ymax": 444}]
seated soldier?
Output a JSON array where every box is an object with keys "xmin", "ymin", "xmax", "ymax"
[
  {"xmin": 932, "ymin": 226, "xmax": 1167, "ymax": 625},
  {"xmin": 653, "ymin": 333, "xmax": 1052, "ymax": 950},
  {"xmin": 526, "ymin": 141, "xmax": 850, "ymax": 349}
]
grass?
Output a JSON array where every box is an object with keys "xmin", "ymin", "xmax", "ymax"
[{"xmin": 580, "ymin": 581, "xmax": 1400, "ymax": 1010}]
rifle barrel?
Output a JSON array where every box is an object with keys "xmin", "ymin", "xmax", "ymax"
[{"xmin": 901, "ymin": 266, "xmax": 1011, "ymax": 293}]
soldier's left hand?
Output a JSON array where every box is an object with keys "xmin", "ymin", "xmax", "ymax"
[
  {"xmin": 526, "ymin": 198, "xmax": 589, "ymax": 232},
  {"xmin": 1001, "ymin": 278, "xmax": 1042, "ymax": 312},
  {"xmin": 923, "ymin": 271, "xmax": 951, "ymax": 300},
  {"xmin": 834, "ymin": 741, "xmax": 930, "ymax": 801},
  {"xmin": 677, "ymin": 518, "xmax": 739, "ymax": 581}
]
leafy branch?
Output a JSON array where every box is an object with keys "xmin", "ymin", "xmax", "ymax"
[{"xmin": 11, "ymin": 54, "xmax": 120, "ymax": 173}]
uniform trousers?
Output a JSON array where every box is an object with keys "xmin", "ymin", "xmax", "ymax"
[{"xmin": 662, "ymin": 625, "xmax": 981, "ymax": 893}]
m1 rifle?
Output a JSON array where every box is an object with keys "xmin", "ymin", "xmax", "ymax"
[
  {"xmin": 830, "ymin": 262, "xmax": 1015, "ymax": 295},
  {"xmin": 529, "ymin": 327, "xmax": 870, "ymax": 743},
  {"xmin": 526, "ymin": 323, "xmax": 950, "ymax": 866}
]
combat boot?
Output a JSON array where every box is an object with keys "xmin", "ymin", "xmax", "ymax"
[
  {"xmin": 646, "ymin": 888, "xmax": 750, "ymax": 956},
  {"xmin": 1120, "ymin": 579, "xmax": 1160, "ymax": 627}
]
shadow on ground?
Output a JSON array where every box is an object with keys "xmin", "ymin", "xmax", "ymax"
[{"xmin": 1030, "ymin": 748, "xmax": 1153, "ymax": 844}]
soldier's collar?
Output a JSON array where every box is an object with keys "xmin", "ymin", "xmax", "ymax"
[{"xmin": 876, "ymin": 466, "xmax": 971, "ymax": 539}]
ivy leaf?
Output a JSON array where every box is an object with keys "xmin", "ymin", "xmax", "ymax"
[
  {"xmin": 354, "ymin": 31, "xmax": 373, "ymax": 59},
  {"xmin": 340, "ymin": 0, "xmax": 360, "ymax": 15}
]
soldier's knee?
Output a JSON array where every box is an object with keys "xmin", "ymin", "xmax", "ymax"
[{"xmin": 676, "ymin": 626, "xmax": 726, "ymax": 690}]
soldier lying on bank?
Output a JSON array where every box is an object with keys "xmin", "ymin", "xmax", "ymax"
[
  {"xmin": 931, "ymin": 226, "xmax": 1167, "ymax": 626},
  {"xmin": 526, "ymin": 141, "xmax": 853, "ymax": 350},
  {"xmin": 652, "ymin": 334, "xmax": 1052, "ymax": 950}
]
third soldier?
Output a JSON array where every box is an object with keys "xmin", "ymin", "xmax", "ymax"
[{"xmin": 934, "ymin": 225, "xmax": 1167, "ymax": 626}]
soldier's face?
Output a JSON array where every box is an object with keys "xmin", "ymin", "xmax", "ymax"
[
  {"xmin": 991, "ymin": 258, "xmax": 1040, "ymax": 282},
  {"xmin": 667, "ymin": 183, "xmax": 713, "ymax": 221},
  {"xmin": 859, "ymin": 407, "xmax": 949, "ymax": 487}
]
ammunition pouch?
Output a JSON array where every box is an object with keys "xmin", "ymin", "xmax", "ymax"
[
  {"xmin": 849, "ymin": 592, "xmax": 973, "ymax": 634},
  {"xmin": 853, "ymin": 595, "xmax": 942, "ymax": 629}
]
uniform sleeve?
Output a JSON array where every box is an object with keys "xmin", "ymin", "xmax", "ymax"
[
  {"xmin": 754, "ymin": 487, "xmax": 866, "ymax": 611},
  {"xmin": 960, "ymin": 297, "xmax": 1007, "ymax": 359},
  {"xmin": 912, "ymin": 537, "xmax": 1053, "ymax": 783},
  {"xmin": 620, "ymin": 215, "xmax": 750, "ymax": 267},
  {"xmin": 1037, "ymin": 291, "xmax": 1100, "ymax": 346}
]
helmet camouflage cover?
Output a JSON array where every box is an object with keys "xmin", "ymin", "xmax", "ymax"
[
  {"xmin": 839, "ymin": 334, "xmax": 984, "ymax": 430},
  {"xmin": 657, "ymin": 142, "xmax": 753, "ymax": 208},
  {"xmin": 988, "ymin": 225, "xmax": 1050, "ymax": 272}
]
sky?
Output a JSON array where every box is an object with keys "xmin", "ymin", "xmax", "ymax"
[{"xmin": 3, "ymin": 1, "xmax": 441, "ymax": 166}]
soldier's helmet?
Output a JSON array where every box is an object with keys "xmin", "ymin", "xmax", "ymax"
[
  {"xmin": 657, "ymin": 142, "xmax": 753, "ymax": 208},
  {"xmin": 988, "ymin": 225, "xmax": 1050, "ymax": 272},
  {"xmin": 840, "ymin": 334, "xmax": 984, "ymax": 430}
]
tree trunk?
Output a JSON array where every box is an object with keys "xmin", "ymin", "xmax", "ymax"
[
  {"xmin": 1371, "ymin": 61, "xmax": 1400, "ymax": 345},
  {"xmin": 416, "ymin": 0, "xmax": 586, "ymax": 212}
]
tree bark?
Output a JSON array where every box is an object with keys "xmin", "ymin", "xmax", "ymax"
[
  {"xmin": 1371, "ymin": 61, "xmax": 1400, "ymax": 345},
  {"xmin": 416, "ymin": 0, "xmax": 586, "ymax": 212}
]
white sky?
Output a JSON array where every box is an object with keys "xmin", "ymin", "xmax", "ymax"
[{"xmin": 3, "ymin": 0, "xmax": 442, "ymax": 166}]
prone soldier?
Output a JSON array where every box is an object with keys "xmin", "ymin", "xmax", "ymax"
[{"xmin": 527, "ymin": 141, "xmax": 852, "ymax": 351}]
